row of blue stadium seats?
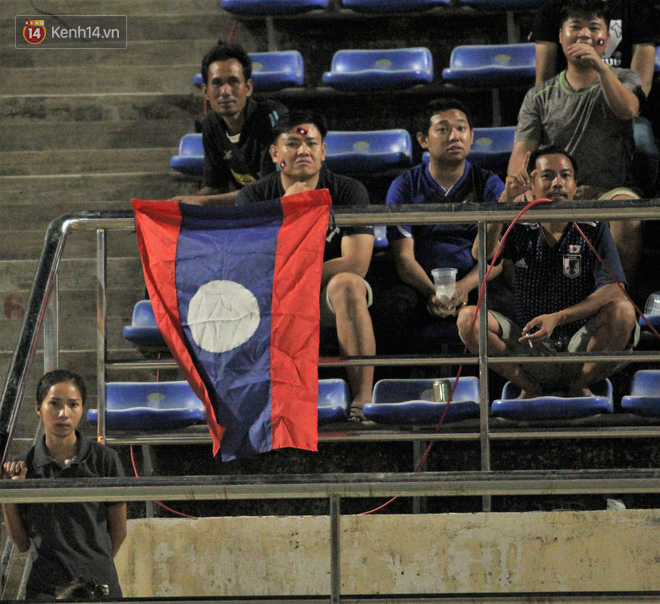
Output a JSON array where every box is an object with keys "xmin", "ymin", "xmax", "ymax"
[
  {"xmin": 86, "ymin": 371, "xmax": 660, "ymax": 432},
  {"xmin": 171, "ymin": 127, "xmax": 516, "ymax": 177},
  {"xmin": 192, "ymin": 45, "xmax": 540, "ymax": 93},
  {"xmin": 219, "ymin": 0, "xmax": 547, "ymax": 17}
]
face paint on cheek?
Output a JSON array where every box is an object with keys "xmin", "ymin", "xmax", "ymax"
[
  {"xmin": 280, "ymin": 160, "xmax": 287, "ymax": 169},
  {"xmin": 596, "ymin": 37, "xmax": 606, "ymax": 46},
  {"xmin": 296, "ymin": 127, "xmax": 308, "ymax": 137}
]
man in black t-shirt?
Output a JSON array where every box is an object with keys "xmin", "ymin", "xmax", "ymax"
[
  {"xmin": 237, "ymin": 111, "xmax": 376, "ymax": 421},
  {"xmin": 173, "ymin": 43, "xmax": 287, "ymax": 207}
]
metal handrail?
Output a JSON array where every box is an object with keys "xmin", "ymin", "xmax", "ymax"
[{"xmin": 2, "ymin": 199, "xmax": 660, "ymax": 467}]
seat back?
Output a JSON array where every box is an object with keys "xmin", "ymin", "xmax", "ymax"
[
  {"xmin": 442, "ymin": 43, "xmax": 536, "ymax": 87},
  {"xmin": 220, "ymin": 0, "xmax": 329, "ymax": 15},
  {"xmin": 317, "ymin": 379, "xmax": 350, "ymax": 424},
  {"xmin": 123, "ymin": 300, "xmax": 167, "ymax": 349},
  {"xmin": 460, "ymin": 0, "xmax": 546, "ymax": 8},
  {"xmin": 324, "ymin": 129, "xmax": 412, "ymax": 174},
  {"xmin": 170, "ymin": 133, "xmax": 204, "ymax": 176},
  {"xmin": 469, "ymin": 126, "xmax": 516, "ymax": 174},
  {"xmin": 323, "ymin": 48, "xmax": 433, "ymax": 91}
]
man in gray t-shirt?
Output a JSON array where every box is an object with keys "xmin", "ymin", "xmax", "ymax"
[{"xmin": 508, "ymin": 0, "xmax": 646, "ymax": 286}]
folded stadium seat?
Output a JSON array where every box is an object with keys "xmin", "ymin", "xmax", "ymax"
[
  {"xmin": 220, "ymin": 0, "xmax": 329, "ymax": 15},
  {"xmin": 317, "ymin": 379, "xmax": 351, "ymax": 424},
  {"xmin": 322, "ymin": 48, "xmax": 433, "ymax": 91},
  {"xmin": 123, "ymin": 300, "xmax": 167, "ymax": 349},
  {"xmin": 170, "ymin": 133, "xmax": 204, "ymax": 177},
  {"xmin": 621, "ymin": 370, "xmax": 660, "ymax": 417},
  {"xmin": 193, "ymin": 51, "xmax": 304, "ymax": 92},
  {"xmin": 342, "ymin": 0, "xmax": 449, "ymax": 12},
  {"xmin": 491, "ymin": 380, "xmax": 614, "ymax": 421},
  {"xmin": 656, "ymin": 46, "xmax": 660, "ymax": 73},
  {"xmin": 460, "ymin": 0, "xmax": 546, "ymax": 8},
  {"xmin": 442, "ymin": 43, "xmax": 535, "ymax": 125},
  {"xmin": 324, "ymin": 130, "xmax": 413, "ymax": 174},
  {"xmin": 87, "ymin": 382, "xmax": 207, "ymax": 431},
  {"xmin": 88, "ymin": 379, "xmax": 350, "ymax": 430},
  {"xmin": 442, "ymin": 43, "xmax": 536, "ymax": 89},
  {"xmin": 362, "ymin": 377, "xmax": 480, "ymax": 424}
]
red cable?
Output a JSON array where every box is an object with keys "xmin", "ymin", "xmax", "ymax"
[{"xmin": 360, "ymin": 197, "xmax": 554, "ymax": 515}]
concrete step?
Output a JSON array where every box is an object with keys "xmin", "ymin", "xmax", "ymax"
[
  {"xmin": 0, "ymin": 228, "xmax": 140, "ymax": 260},
  {"xmin": 0, "ymin": 256, "xmax": 143, "ymax": 292},
  {"xmin": 0, "ymin": 119, "xmax": 194, "ymax": 151},
  {"xmin": 0, "ymin": 148, "xmax": 177, "ymax": 177},
  {"xmin": 0, "ymin": 179, "xmax": 197, "ymax": 220},
  {"xmin": 1, "ymin": 39, "xmax": 217, "ymax": 69},
  {"xmin": 0, "ymin": 63, "xmax": 199, "ymax": 96},
  {"xmin": 6, "ymin": 0, "xmax": 221, "ymax": 17},
  {"xmin": 0, "ymin": 93, "xmax": 201, "ymax": 124}
]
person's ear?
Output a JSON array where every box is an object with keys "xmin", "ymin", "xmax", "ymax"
[
  {"xmin": 416, "ymin": 132, "xmax": 428, "ymax": 149},
  {"xmin": 320, "ymin": 141, "xmax": 327, "ymax": 162},
  {"xmin": 35, "ymin": 403, "xmax": 41, "ymax": 417},
  {"xmin": 269, "ymin": 144, "xmax": 278, "ymax": 163},
  {"xmin": 245, "ymin": 78, "xmax": 253, "ymax": 97}
]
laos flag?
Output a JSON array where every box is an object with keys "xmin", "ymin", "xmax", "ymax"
[{"xmin": 132, "ymin": 190, "xmax": 331, "ymax": 461}]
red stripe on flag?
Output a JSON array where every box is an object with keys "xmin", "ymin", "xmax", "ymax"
[
  {"xmin": 269, "ymin": 189, "xmax": 332, "ymax": 452},
  {"xmin": 132, "ymin": 199, "xmax": 225, "ymax": 455}
]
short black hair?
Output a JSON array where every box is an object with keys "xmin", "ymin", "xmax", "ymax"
[
  {"xmin": 529, "ymin": 145, "xmax": 579, "ymax": 176},
  {"xmin": 559, "ymin": 0, "xmax": 610, "ymax": 28},
  {"xmin": 201, "ymin": 42, "xmax": 252, "ymax": 86},
  {"xmin": 414, "ymin": 98, "xmax": 474, "ymax": 136},
  {"xmin": 36, "ymin": 369, "xmax": 87, "ymax": 408},
  {"xmin": 271, "ymin": 110, "xmax": 328, "ymax": 145}
]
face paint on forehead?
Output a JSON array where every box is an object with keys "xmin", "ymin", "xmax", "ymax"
[{"xmin": 296, "ymin": 127, "xmax": 309, "ymax": 137}]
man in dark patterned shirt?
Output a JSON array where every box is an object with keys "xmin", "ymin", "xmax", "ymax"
[{"xmin": 458, "ymin": 145, "xmax": 639, "ymax": 398}]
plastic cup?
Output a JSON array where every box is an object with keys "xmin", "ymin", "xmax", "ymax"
[
  {"xmin": 644, "ymin": 292, "xmax": 660, "ymax": 316},
  {"xmin": 431, "ymin": 268, "xmax": 457, "ymax": 299}
]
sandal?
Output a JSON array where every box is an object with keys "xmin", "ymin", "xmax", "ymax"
[{"xmin": 348, "ymin": 405, "xmax": 365, "ymax": 422}]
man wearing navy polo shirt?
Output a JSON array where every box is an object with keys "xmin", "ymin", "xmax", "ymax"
[
  {"xmin": 380, "ymin": 99, "xmax": 505, "ymax": 348},
  {"xmin": 457, "ymin": 146, "xmax": 639, "ymax": 399}
]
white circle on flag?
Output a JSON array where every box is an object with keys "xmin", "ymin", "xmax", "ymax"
[{"xmin": 187, "ymin": 280, "xmax": 260, "ymax": 353}]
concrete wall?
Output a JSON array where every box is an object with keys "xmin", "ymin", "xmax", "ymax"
[{"xmin": 116, "ymin": 509, "xmax": 660, "ymax": 598}]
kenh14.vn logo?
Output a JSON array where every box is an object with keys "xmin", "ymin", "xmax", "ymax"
[{"xmin": 23, "ymin": 19, "xmax": 45, "ymax": 44}]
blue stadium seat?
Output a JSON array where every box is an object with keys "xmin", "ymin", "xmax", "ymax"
[
  {"xmin": 423, "ymin": 126, "xmax": 516, "ymax": 174},
  {"xmin": 322, "ymin": 48, "xmax": 433, "ymax": 91},
  {"xmin": 88, "ymin": 378, "xmax": 349, "ymax": 430},
  {"xmin": 87, "ymin": 382, "xmax": 207, "ymax": 431},
  {"xmin": 123, "ymin": 300, "xmax": 167, "ymax": 349},
  {"xmin": 220, "ymin": 0, "xmax": 329, "ymax": 16},
  {"xmin": 170, "ymin": 133, "xmax": 204, "ymax": 177},
  {"xmin": 491, "ymin": 380, "xmax": 614, "ymax": 421},
  {"xmin": 193, "ymin": 51, "xmax": 304, "ymax": 92},
  {"xmin": 621, "ymin": 371, "xmax": 660, "ymax": 417},
  {"xmin": 317, "ymin": 379, "xmax": 350, "ymax": 424},
  {"xmin": 442, "ymin": 43, "xmax": 536, "ymax": 88},
  {"xmin": 655, "ymin": 46, "xmax": 660, "ymax": 73},
  {"xmin": 324, "ymin": 130, "xmax": 413, "ymax": 174},
  {"xmin": 460, "ymin": 0, "xmax": 546, "ymax": 9},
  {"xmin": 342, "ymin": 0, "xmax": 449, "ymax": 12},
  {"xmin": 362, "ymin": 377, "xmax": 480, "ymax": 424}
]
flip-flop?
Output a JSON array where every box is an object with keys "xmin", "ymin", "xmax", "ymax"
[{"xmin": 348, "ymin": 405, "xmax": 365, "ymax": 422}]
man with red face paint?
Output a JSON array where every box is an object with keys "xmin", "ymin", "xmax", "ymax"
[{"xmin": 508, "ymin": 0, "xmax": 647, "ymax": 287}]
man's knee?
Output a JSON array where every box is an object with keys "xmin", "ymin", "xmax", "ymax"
[
  {"xmin": 456, "ymin": 305, "xmax": 478, "ymax": 342},
  {"xmin": 326, "ymin": 272, "xmax": 368, "ymax": 310},
  {"xmin": 596, "ymin": 298, "xmax": 636, "ymax": 340}
]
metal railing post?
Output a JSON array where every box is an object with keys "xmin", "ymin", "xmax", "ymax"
[
  {"xmin": 96, "ymin": 228, "xmax": 108, "ymax": 445},
  {"xmin": 329, "ymin": 493, "xmax": 341, "ymax": 604}
]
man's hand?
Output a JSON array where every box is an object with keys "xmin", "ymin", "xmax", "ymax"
[
  {"xmin": 2, "ymin": 461, "xmax": 27, "ymax": 481},
  {"xmin": 283, "ymin": 181, "xmax": 314, "ymax": 198},
  {"xmin": 566, "ymin": 41, "xmax": 606, "ymax": 72},
  {"xmin": 501, "ymin": 151, "xmax": 534, "ymax": 202},
  {"xmin": 519, "ymin": 311, "xmax": 564, "ymax": 343},
  {"xmin": 169, "ymin": 195, "xmax": 209, "ymax": 206},
  {"xmin": 427, "ymin": 280, "xmax": 470, "ymax": 318}
]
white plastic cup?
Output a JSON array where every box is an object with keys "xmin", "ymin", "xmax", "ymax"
[
  {"xmin": 431, "ymin": 268, "xmax": 457, "ymax": 299},
  {"xmin": 644, "ymin": 292, "xmax": 660, "ymax": 316}
]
